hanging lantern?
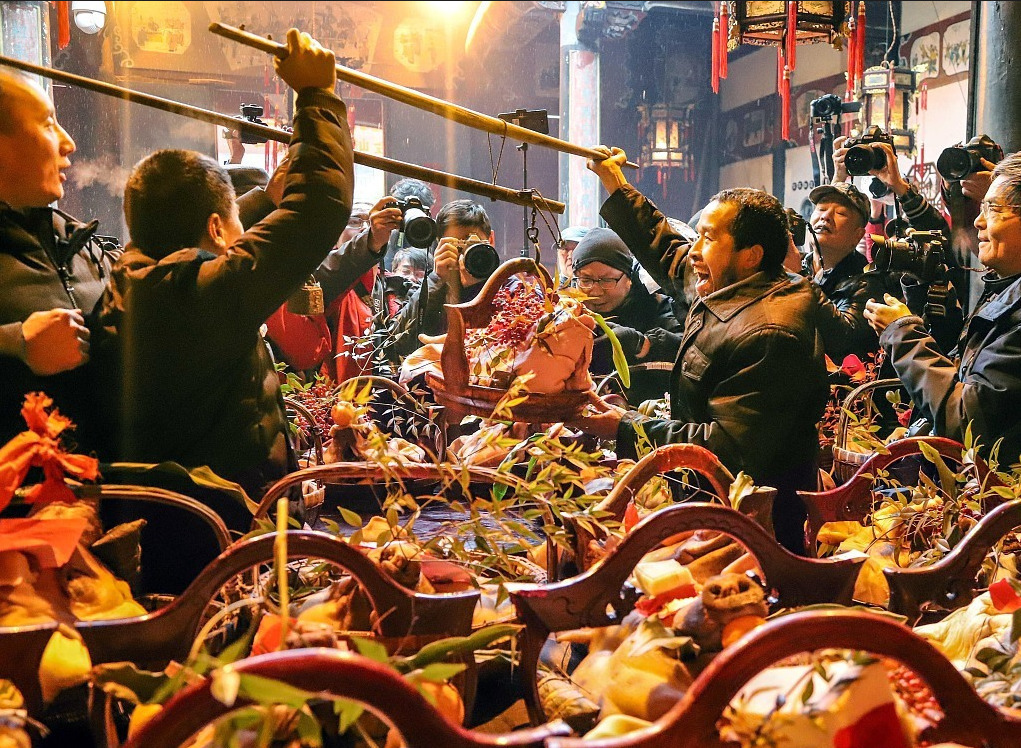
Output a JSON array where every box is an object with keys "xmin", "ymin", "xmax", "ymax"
[
  {"xmin": 861, "ymin": 62, "xmax": 917, "ymax": 154},
  {"xmin": 639, "ymin": 104, "xmax": 688, "ymax": 166},
  {"xmin": 713, "ymin": 2, "xmax": 850, "ymax": 142},
  {"xmin": 730, "ymin": 1, "xmax": 848, "ymax": 48}
]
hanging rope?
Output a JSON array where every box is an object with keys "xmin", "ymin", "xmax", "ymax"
[{"xmin": 487, "ymin": 120, "xmax": 509, "ymax": 186}]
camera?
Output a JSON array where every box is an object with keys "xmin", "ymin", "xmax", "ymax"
[
  {"xmin": 785, "ymin": 207, "xmax": 807, "ymax": 247},
  {"xmin": 871, "ymin": 229, "xmax": 947, "ymax": 283},
  {"xmin": 455, "ymin": 233, "xmax": 500, "ymax": 280},
  {"xmin": 810, "ymin": 93, "xmax": 862, "ymax": 120},
  {"xmin": 844, "ymin": 126, "xmax": 895, "ymax": 176},
  {"xmin": 237, "ymin": 103, "xmax": 268, "ymax": 145},
  {"xmin": 936, "ymin": 134, "xmax": 1004, "ymax": 181},
  {"xmin": 393, "ymin": 196, "xmax": 436, "ymax": 249}
]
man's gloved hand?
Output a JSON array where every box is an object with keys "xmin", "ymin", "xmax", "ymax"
[{"xmin": 593, "ymin": 322, "xmax": 649, "ymax": 369}]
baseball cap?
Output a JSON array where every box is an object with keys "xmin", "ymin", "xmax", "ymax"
[
  {"xmin": 809, "ymin": 182, "xmax": 870, "ymax": 225},
  {"xmin": 561, "ymin": 226, "xmax": 590, "ymax": 244}
]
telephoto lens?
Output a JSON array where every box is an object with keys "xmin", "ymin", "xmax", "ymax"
[
  {"xmin": 462, "ymin": 236, "xmax": 500, "ymax": 280},
  {"xmin": 395, "ymin": 197, "xmax": 437, "ymax": 248},
  {"xmin": 844, "ymin": 144, "xmax": 888, "ymax": 176},
  {"xmin": 936, "ymin": 147, "xmax": 980, "ymax": 181}
]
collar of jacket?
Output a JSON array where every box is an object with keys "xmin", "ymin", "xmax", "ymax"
[
  {"xmin": 695, "ymin": 270, "xmax": 792, "ymax": 322},
  {"xmin": 975, "ymin": 272, "xmax": 1021, "ymax": 321},
  {"xmin": 817, "ymin": 248, "xmax": 867, "ymax": 283}
]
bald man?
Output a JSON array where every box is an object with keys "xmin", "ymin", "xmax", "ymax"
[{"xmin": 0, "ymin": 70, "xmax": 118, "ymax": 444}]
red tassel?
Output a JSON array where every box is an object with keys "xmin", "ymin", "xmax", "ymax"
[
  {"xmin": 781, "ymin": 66, "xmax": 791, "ymax": 141},
  {"xmin": 856, "ymin": 1, "xmax": 866, "ymax": 91},
  {"xmin": 719, "ymin": 2, "xmax": 729, "ymax": 79},
  {"xmin": 920, "ymin": 80, "xmax": 928, "ymax": 110},
  {"xmin": 846, "ymin": 15, "xmax": 857, "ymax": 96},
  {"xmin": 56, "ymin": 1, "xmax": 70, "ymax": 50},
  {"xmin": 786, "ymin": 0, "xmax": 798, "ymax": 72},
  {"xmin": 711, "ymin": 16, "xmax": 720, "ymax": 93}
]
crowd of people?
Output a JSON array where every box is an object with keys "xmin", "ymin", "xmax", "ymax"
[{"xmin": 2, "ymin": 27, "xmax": 1020, "ymax": 555}]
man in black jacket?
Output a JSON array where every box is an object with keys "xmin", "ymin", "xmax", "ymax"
[
  {"xmin": 865, "ymin": 151, "xmax": 1021, "ymax": 468},
  {"xmin": 92, "ymin": 29, "xmax": 366, "ymax": 502},
  {"xmin": 578, "ymin": 148, "xmax": 829, "ymax": 553},
  {"xmin": 0, "ymin": 69, "xmax": 116, "ymax": 446}
]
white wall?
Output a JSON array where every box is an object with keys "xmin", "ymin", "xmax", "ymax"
[
  {"xmin": 900, "ymin": 1, "xmax": 971, "ymax": 34},
  {"xmin": 721, "ymin": 48, "xmax": 776, "ymax": 111},
  {"xmin": 719, "ymin": 153, "xmax": 773, "ymax": 192}
]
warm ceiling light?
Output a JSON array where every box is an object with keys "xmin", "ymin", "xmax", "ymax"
[{"xmin": 431, "ymin": 1, "xmax": 468, "ymax": 15}]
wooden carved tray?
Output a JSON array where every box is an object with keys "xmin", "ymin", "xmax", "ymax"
[
  {"xmin": 509, "ymin": 501, "xmax": 866, "ymax": 725},
  {"xmin": 427, "ymin": 257, "xmax": 591, "ymax": 422},
  {"xmin": 0, "ymin": 530, "xmax": 479, "ymax": 717},
  {"xmin": 546, "ymin": 609, "xmax": 1021, "ymax": 748},
  {"xmin": 124, "ymin": 648, "xmax": 572, "ymax": 748}
]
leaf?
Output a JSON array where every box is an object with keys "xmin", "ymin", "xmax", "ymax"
[
  {"xmin": 103, "ymin": 461, "xmax": 258, "ymax": 514},
  {"xmin": 334, "ymin": 697, "xmax": 365, "ymax": 733},
  {"xmin": 413, "ymin": 663, "xmax": 467, "ymax": 684},
  {"xmin": 237, "ymin": 672, "xmax": 317, "ymax": 709},
  {"xmin": 350, "ymin": 637, "xmax": 389, "ymax": 664},
  {"xmin": 294, "ymin": 706, "xmax": 324, "ymax": 747},
  {"xmin": 402, "ymin": 624, "xmax": 521, "ymax": 672},
  {"xmin": 590, "ymin": 312, "xmax": 630, "ymax": 388},
  {"xmin": 917, "ymin": 441, "xmax": 960, "ymax": 499},
  {"xmin": 338, "ymin": 506, "xmax": 363, "ymax": 529},
  {"xmin": 92, "ymin": 662, "xmax": 171, "ymax": 705}
]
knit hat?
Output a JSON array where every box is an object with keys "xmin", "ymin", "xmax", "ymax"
[
  {"xmin": 571, "ymin": 227, "xmax": 634, "ymax": 276},
  {"xmin": 809, "ymin": 182, "xmax": 870, "ymax": 225}
]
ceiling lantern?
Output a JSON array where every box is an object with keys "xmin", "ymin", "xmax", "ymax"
[{"xmin": 712, "ymin": 2, "xmax": 851, "ymax": 140}]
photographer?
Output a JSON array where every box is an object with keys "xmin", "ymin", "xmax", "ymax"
[
  {"xmin": 833, "ymin": 135, "xmax": 948, "ymax": 235},
  {"xmin": 383, "ymin": 178, "xmax": 436, "ymax": 271},
  {"xmin": 864, "ymin": 152, "xmax": 1021, "ymax": 464},
  {"xmin": 384, "ymin": 199, "xmax": 495, "ymax": 359}
]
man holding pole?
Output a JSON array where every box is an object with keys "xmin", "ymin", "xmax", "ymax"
[{"xmin": 92, "ymin": 29, "xmax": 371, "ymax": 504}]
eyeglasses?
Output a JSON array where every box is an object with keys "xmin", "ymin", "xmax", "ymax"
[
  {"xmin": 574, "ymin": 274, "xmax": 625, "ymax": 291},
  {"xmin": 980, "ymin": 200, "xmax": 1021, "ymax": 217}
]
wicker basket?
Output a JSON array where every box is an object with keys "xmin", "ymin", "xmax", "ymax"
[
  {"xmin": 428, "ymin": 257, "xmax": 591, "ymax": 422},
  {"xmin": 831, "ymin": 378, "xmax": 905, "ymax": 483}
]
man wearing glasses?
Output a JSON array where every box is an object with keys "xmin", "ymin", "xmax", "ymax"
[
  {"xmin": 865, "ymin": 152, "xmax": 1021, "ymax": 465},
  {"xmin": 570, "ymin": 227, "xmax": 681, "ymax": 403}
]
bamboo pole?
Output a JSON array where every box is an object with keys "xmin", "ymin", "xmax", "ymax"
[
  {"xmin": 0, "ymin": 54, "xmax": 564, "ymax": 214},
  {"xmin": 208, "ymin": 22, "xmax": 639, "ymax": 170}
]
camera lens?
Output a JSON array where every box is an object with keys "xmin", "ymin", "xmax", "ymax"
[
  {"xmin": 463, "ymin": 241, "xmax": 500, "ymax": 280},
  {"xmin": 844, "ymin": 143, "xmax": 887, "ymax": 176},
  {"xmin": 401, "ymin": 207, "xmax": 436, "ymax": 248},
  {"xmin": 936, "ymin": 146, "xmax": 978, "ymax": 181}
]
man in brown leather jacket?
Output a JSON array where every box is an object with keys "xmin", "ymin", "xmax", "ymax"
[
  {"xmin": 92, "ymin": 30, "xmax": 368, "ymax": 504},
  {"xmin": 576, "ymin": 148, "xmax": 829, "ymax": 553}
]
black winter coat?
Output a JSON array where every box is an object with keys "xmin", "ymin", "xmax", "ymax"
[
  {"xmin": 0, "ymin": 206, "xmax": 117, "ymax": 446},
  {"xmin": 92, "ymin": 89, "xmax": 358, "ymax": 500},
  {"xmin": 881, "ymin": 272, "xmax": 1021, "ymax": 466}
]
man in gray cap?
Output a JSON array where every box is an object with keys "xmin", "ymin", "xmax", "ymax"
[
  {"xmin": 557, "ymin": 225, "xmax": 589, "ymax": 284},
  {"xmin": 571, "ymin": 228, "xmax": 681, "ymax": 402},
  {"xmin": 807, "ymin": 181, "xmax": 890, "ymax": 360}
]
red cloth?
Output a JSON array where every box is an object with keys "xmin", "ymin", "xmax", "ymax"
[
  {"xmin": 264, "ymin": 305, "xmax": 332, "ymax": 373},
  {"xmin": 56, "ymin": 1, "xmax": 71, "ymax": 49},
  {"xmin": 327, "ymin": 268, "xmax": 377, "ymax": 383}
]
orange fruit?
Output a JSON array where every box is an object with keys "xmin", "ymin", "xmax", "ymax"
[
  {"xmin": 721, "ymin": 615, "xmax": 767, "ymax": 648},
  {"xmin": 331, "ymin": 401, "xmax": 357, "ymax": 428}
]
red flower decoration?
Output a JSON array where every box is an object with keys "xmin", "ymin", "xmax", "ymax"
[{"xmin": 0, "ymin": 393, "xmax": 99, "ymax": 513}]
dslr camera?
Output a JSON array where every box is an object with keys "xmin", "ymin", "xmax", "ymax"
[
  {"xmin": 454, "ymin": 233, "xmax": 500, "ymax": 280},
  {"xmin": 393, "ymin": 196, "xmax": 437, "ymax": 249},
  {"xmin": 871, "ymin": 229, "xmax": 947, "ymax": 283},
  {"xmin": 843, "ymin": 126, "xmax": 895, "ymax": 176},
  {"xmin": 238, "ymin": 104, "xmax": 268, "ymax": 145},
  {"xmin": 936, "ymin": 134, "xmax": 1004, "ymax": 181},
  {"xmin": 785, "ymin": 207, "xmax": 807, "ymax": 247}
]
